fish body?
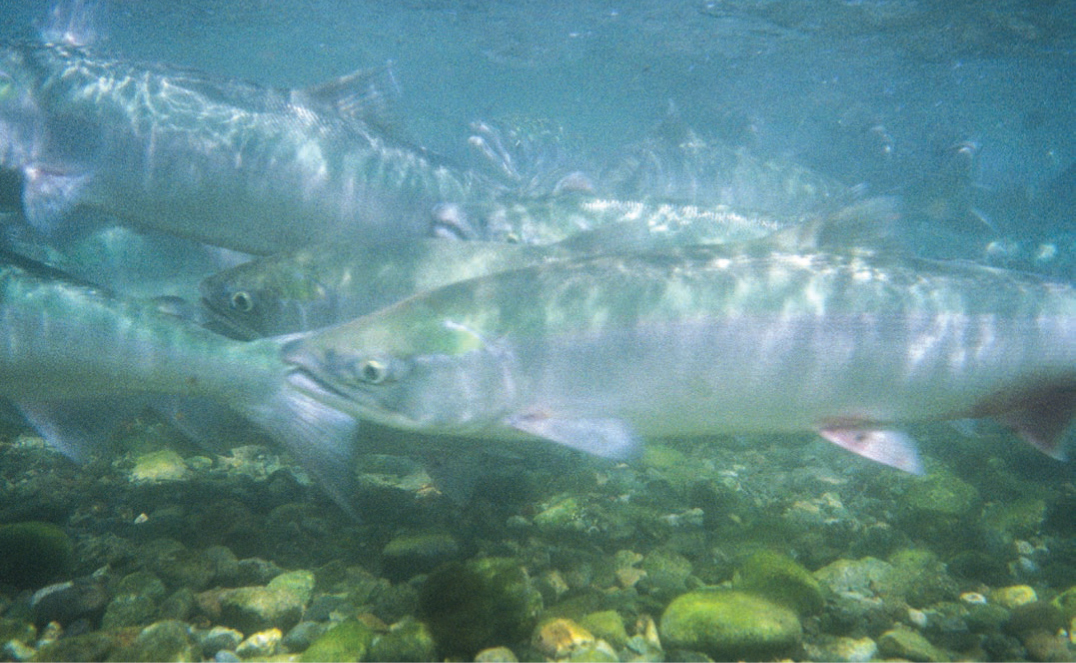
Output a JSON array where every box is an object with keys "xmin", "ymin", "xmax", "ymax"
[
  {"xmin": 283, "ymin": 248, "xmax": 1076, "ymax": 472},
  {"xmin": 0, "ymin": 251, "xmax": 357, "ymax": 512},
  {"xmin": 200, "ymin": 238, "xmax": 579, "ymax": 337},
  {"xmin": 462, "ymin": 192, "xmax": 802, "ymax": 245},
  {"xmin": 0, "ymin": 42, "xmax": 495, "ymax": 254}
]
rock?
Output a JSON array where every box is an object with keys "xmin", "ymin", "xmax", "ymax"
[
  {"xmin": 235, "ymin": 628, "xmax": 282, "ymax": 658},
  {"xmin": 532, "ymin": 618, "xmax": 595, "ymax": 659},
  {"xmin": 268, "ymin": 569, "xmax": 316, "ymax": 606},
  {"xmin": 877, "ymin": 625, "xmax": 950, "ymax": 662},
  {"xmin": 101, "ymin": 593, "xmax": 157, "ymax": 629},
  {"xmin": 640, "ymin": 549, "xmax": 693, "ymax": 598},
  {"xmin": 564, "ymin": 639, "xmax": 619, "ymax": 662},
  {"xmin": 381, "ymin": 531, "xmax": 461, "ymax": 582},
  {"xmin": 32, "ymin": 631, "xmax": 118, "ymax": 662},
  {"xmin": 152, "ymin": 546, "xmax": 216, "ymax": 592},
  {"xmin": 30, "ymin": 578, "xmax": 110, "ymax": 628},
  {"xmin": 283, "ymin": 621, "xmax": 327, "ymax": 654},
  {"xmin": 300, "ymin": 619, "xmax": 376, "ymax": 663},
  {"xmin": 1005, "ymin": 601, "xmax": 1066, "ymax": 637},
  {"xmin": 965, "ymin": 603, "xmax": 1011, "ymax": 633},
  {"xmin": 129, "ymin": 449, "xmax": 188, "ymax": 483},
  {"xmin": 158, "ymin": 588, "xmax": 196, "ymax": 621},
  {"xmin": 203, "ymin": 545, "xmax": 240, "ymax": 586},
  {"xmin": 659, "ymin": 589, "xmax": 801, "ymax": 660},
  {"xmin": 114, "ymin": 620, "xmax": 198, "ymax": 662},
  {"xmin": 474, "ymin": 646, "xmax": 519, "ymax": 662},
  {"xmin": 218, "ymin": 574, "xmax": 310, "ymax": 635},
  {"xmin": 885, "ymin": 548, "xmax": 959, "ymax": 607},
  {"xmin": 195, "ymin": 625, "xmax": 243, "ymax": 658},
  {"xmin": 368, "ymin": 617, "xmax": 437, "ymax": 662},
  {"xmin": 113, "ymin": 571, "xmax": 167, "ymax": 603},
  {"xmin": 419, "ymin": 557, "xmax": 543, "ymax": 657},
  {"xmin": 1022, "ymin": 629, "xmax": 1076, "ymax": 662},
  {"xmin": 735, "ymin": 549, "xmax": 824, "ymax": 616},
  {"xmin": 993, "ymin": 585, "xmax": 1038, "ymax": 609},
  {"xmin": 802, "ymin": 635, "xmax": 878, "ymax": 662},
  {"xmin": 814, "ymin": 556, "xmax": 894, "ymax": 596},
  {"xmin": 901, "ymin": 470, "xmax": 979, "ymax": 549},
  {"xmin": 580, "ymin": 611, "xmax": 628, "ymax": 650},
  {"xmin": 533, "ymin": 497, "xmax": 586, "ymax": 534},
  {"xmin": 0, "ymin": 522, "xmax": 72, "ymax": 589}
]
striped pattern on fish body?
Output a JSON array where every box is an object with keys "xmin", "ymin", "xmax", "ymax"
[
  {"xmin": 0, "ymin": 42, "xmax": 496, "ymax": 254},
  {"xmin": 283, "ymin": 248, "xmax": 1076, "ymax": 470}
]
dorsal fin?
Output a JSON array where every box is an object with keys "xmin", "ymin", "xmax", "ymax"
[{"xmin": 299, "ymin": 63, "xmax": 401, "ymax": 133}]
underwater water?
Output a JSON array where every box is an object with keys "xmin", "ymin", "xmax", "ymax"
[{"xmin": 1, "ymin": 1, "xmax": 1076, "ymax": 661}]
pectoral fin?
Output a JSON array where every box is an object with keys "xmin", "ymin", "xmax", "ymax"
[
  {"xmin": 819, "ymin": 427, "xmax": 923, "ymax": 474},
  {"xmin": 507, "ymin": 413, "xmax": 639, "ymax": 460},
  {"xmin": 22, "ymin": 167, "xmax": 90, "ymax": 233}
]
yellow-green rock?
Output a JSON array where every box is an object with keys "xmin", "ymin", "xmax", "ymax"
[
  {"xmin": 992, "ymin": 585, "xmax": 1037, "ymax": 609},
  {"xmin": 130, "ymin": 449, "xmax": 188, "ymax": 483},
  {"xmin": 659, "ymin": 589, "xmax": 801, "ymax": 659},
  {"xmin": 735, "ymin": 550, "xmax": 824, "ymax": 616},
  {"xmin": 580, "ymin": 611, "xmax": 628, "ymax": 650},
  {"xmin": 877, "ymin": 625, "xmax": 950, "ymax": 662},
  {"xmin": 300, "ymin": 619, "xmax": 375, "ymax": 663}
]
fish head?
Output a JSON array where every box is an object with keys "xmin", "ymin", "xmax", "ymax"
[
  {"xmin": 200, "ymin": 251, "xmax": 339, "ymax": 337},
  {"xmin": 281, "ymin": 302, "xmax": 517, "ymax": 434}
]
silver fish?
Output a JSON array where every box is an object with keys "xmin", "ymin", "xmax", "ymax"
[
  {"xmin": 200, "ymin": 239, "xmax": 579, "ymax": 338},
  {"xmin": 282, "ymin": 247, "xmax": 1076, "ymax": 473},
  {"xmin": 0, "ymin": 251, "xmax": 358, "ymax": 513},
  {"xmin": 201, "ymin": 199, "xmax": 897, "ymax": 337},
  {"xmin": 0, "ymin": 42, "xmax": 497, "ymax": 254}
]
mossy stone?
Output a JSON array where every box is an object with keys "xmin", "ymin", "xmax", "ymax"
[
  {"xmin": 580, "ymin": 611, "xmax": 628, "ymax": 650},
  {"xmin": 32, "ymin": 631, "xmax": 118, "ymax": 662},
  {"xmin": 267, "ymin": 569, "xmax": 316, "ymax": 606},
  {"xmin": 1052, "ymin": 585, "xmax": 1076, "ymax": 621},
  {"xmin": 101, "ymin": 593, "xmax": 157, "ymax": 629},
  {"xmin": 533, "ymin": 497, "xmax": 586, "ymax": 534},
  {"xmin": 735, "ymin": 550, "xmax": 824, "ymax": 616},
  {"xmin": 300, "ymin": 619, "xmax": 375, "ymax": 663},
  {"xmin": 877, "ymin": 625, "xmax": 950, "ymax": 662},
  {"xmin": 0, "ymin": 522, "xmax": 72, "ymax": 589},
  {"xmin": 902, "ymin": 471, "xmax": 979, "ymax": 547},
  {"xmin": 641, "ymin": 548, "xmax": 693, "ymax": 597},
  {"xmin": 111, "ymin": 620, "xmax": 197, "ymax": 662},
  {"xmin": 659, "ymin": 589, "xmax": 802, "ymax": 660},
  {"xmin": 419, "ymin": 557, "xmax": 543, "ymax": 657},
  {"xmin": 981, "ymin": 498, "xmax": 1046, "ymax": 540},
  {"xmin": 219, "ymin": 584, "xmax": 305, "ymax": 634},
  {"xmin": 130, "ymin": 449, "xmax": 188, "ymax": 483},
  {"xmin": 113, "ymin": 571, "xmax": 167, "ymax": 603},
  {"xmin": 381, "ymin": 531, "xmax": 461, "ymax": 582},
  {"xmin": 368, "ymin": 617, "xmax": 437, "ymax": 662}
]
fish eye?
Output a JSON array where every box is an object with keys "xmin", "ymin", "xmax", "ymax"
[
  {"xmin": 230, "ymin": 291, "xmax": 254, "ymax": 313},
  {"xmin": 359, "ymin": 359, "xmax": 388, "ymax": 384}
]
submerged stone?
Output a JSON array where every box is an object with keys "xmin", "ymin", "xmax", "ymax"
[
  {"xmin": 0, "ymin": 522, "xmax": 73, "ymax": 589},
  {"xmin": 659, "ymin": 589, "xmax": 801, "ymax": 660},
  {"xmin": 367, "ymin": 617, "xmax": 437, "ymax": 662},
  {"xmin": 640, "ymin": 549, "xmax": 693, "ymax": 598},
  {"xmin": 419, "ymin": 557, "xmax": 543, "ymax": 657},
  {"xmin": 218, "ymin": 574, "xmax": 309, "ymax": 635},
  {"xmin": 877, "ymin": 624, "xmax": 950, "ymax": 662},
  {"xmin": 300, "ymin": 619, "xmax": 376, "ymax": 663},
  {"xmin": 532, "ymin": 618, "xmax": 595, "ymax": 659},
  {"xmin": 580, "ymin": 611, "xmax": 628, "ymax": 650},
  {"xmin": 101, "ymin": 593, "xmax": 157, "ymax": 629},
  {"xmin": 381, "ymin": 531, "xmax": 461, "ymax": 582},
  {"xmin": 112, "ymin": 620, "xmax": 197, "ymax": 662},
  {"xmin": 735, "ymin": 549, "xmax": 824, "ymax": 616},
  {"xmin": 129, "ymin": 449, "xmax": 189, "ymax": 483}
]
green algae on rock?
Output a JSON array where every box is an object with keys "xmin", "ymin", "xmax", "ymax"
[
  {"xmin": 659, "ymin": 589, "xmax": 801, "ymax": 660},
  {"xmin": 877, "ymin": 624, "xmax": 951, "ymax": 662},
  {"xmin": 734, "ymin": 549, "xmax": 825, "ymax": 616},
  {"xmin": 367, "ymin": 617, "xmax": 437, "ymax": 662},
  {"xmin": 300, "ymin": 619, "xmax": 376, "ymax": 662},
  {"xmin": 419, "ymin": 557, "xmax": 543, "ymax": 657},
  {"xmin": 0, "ymin": 522, "xmax": 73, "ymax": 590}
]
